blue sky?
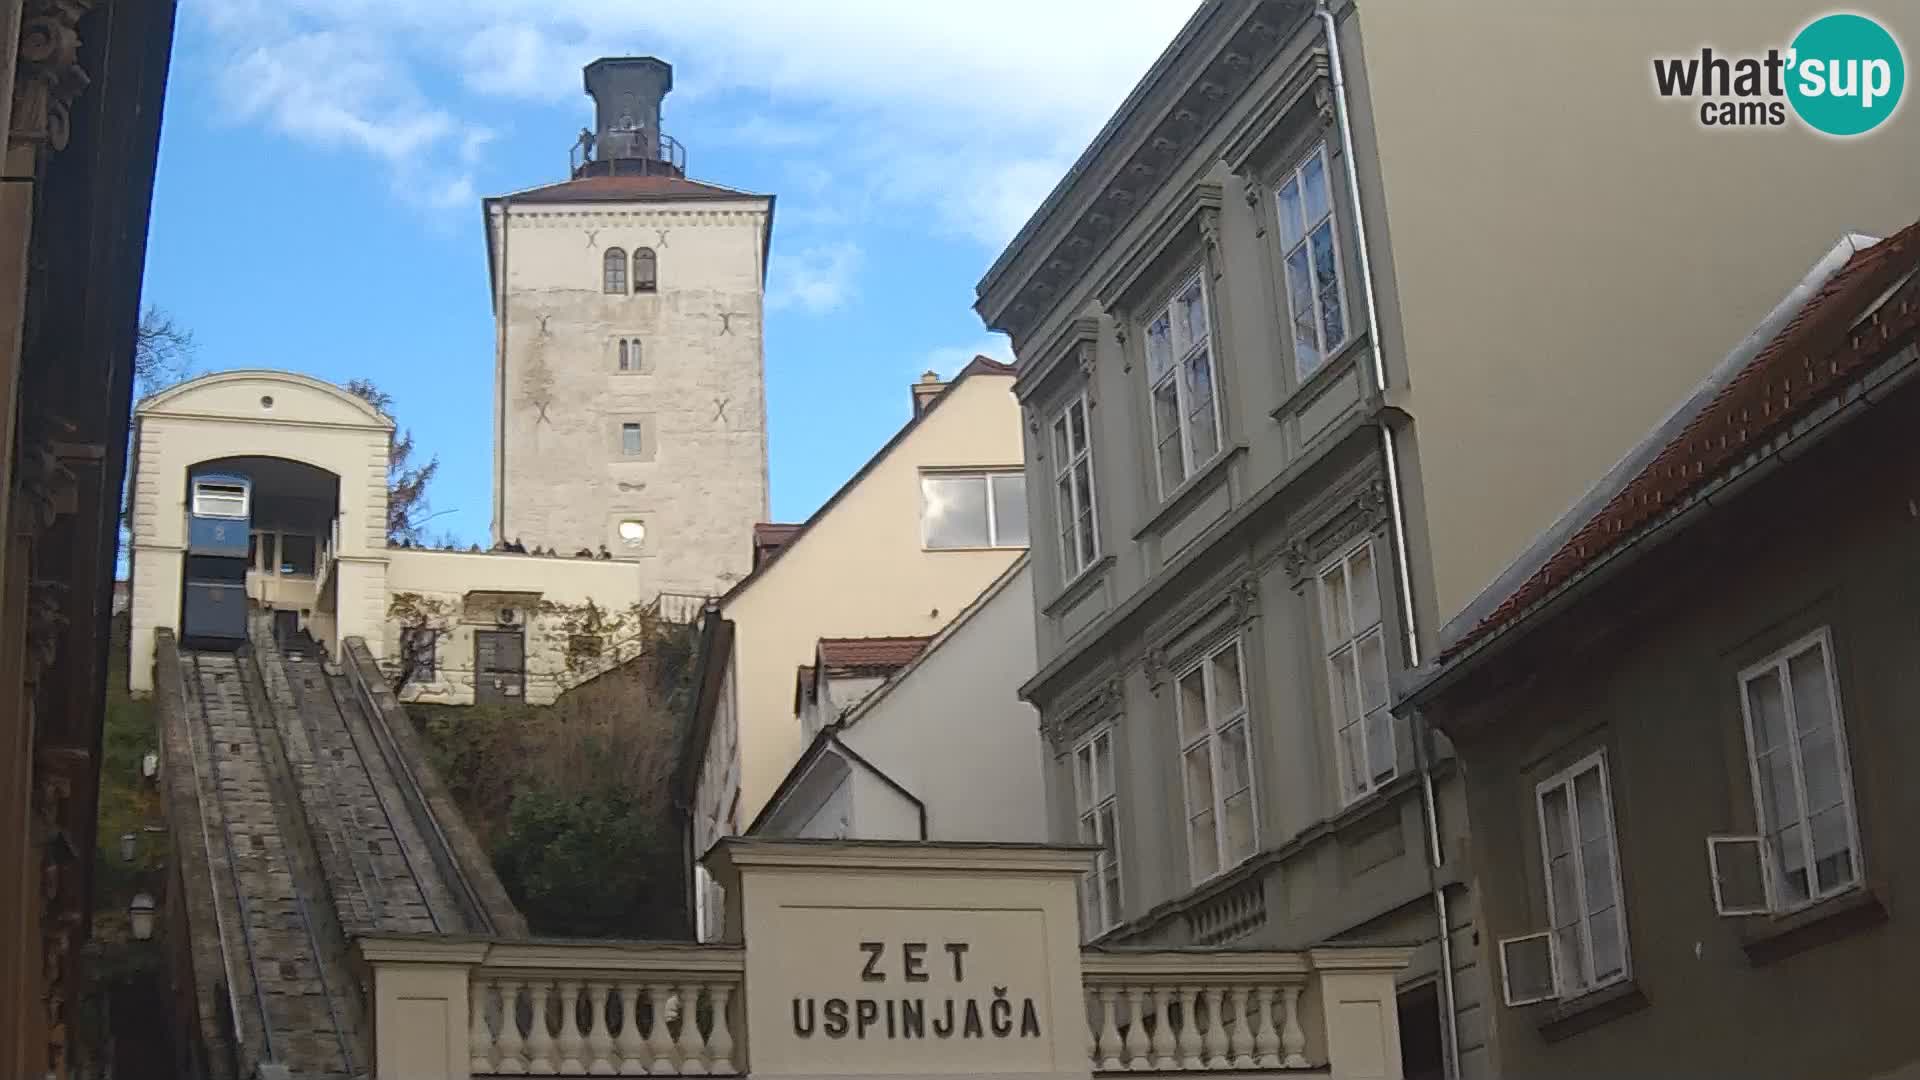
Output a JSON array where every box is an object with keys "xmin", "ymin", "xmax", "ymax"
[{"xmin": 142, "ymin": 1, "xmax": 1199, "ymax": 544}]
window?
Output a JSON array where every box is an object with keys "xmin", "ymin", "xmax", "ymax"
[
  {"xmin": 603, "ymin": 247, "xmax": 628, "ymax": 294},
  {"xmin": 279, "ymin": 534, "xmax": 317, "ymax": 577},
  {"xmin": 193, "ymin": 482, "xmax": 248, "ymax": 519},
  {"xmin": 1072, "ymin": 729, "xmax": 1122, "ymax": 933},
  {"xmin": 1175, "ymin": 638, "xmax": 1256, "ymax": 882},
  {"xmin": 920, "ymin": 471, "xmax": 1028, "ymax": 549},
  {"xmin": 1145, "ymin": 273, "xmax": 1221, "ymax": 495},
  {"xmin": 618, "ymin": 338, "xmax": 641, "ymax": 372},
  {"xmin": 1051, "ymin": 395, "xmax": 1100, "ymax": 580},
  {"xmin": 1530, "ymin": 751, "xmax": 1629, "ymax": 1000},
  {"xmin": 1737, "ymin": 630, "xmax": 1861, "ymax": 911},
  {"xmin": 621, "ymin": 422, "xmax": 644, "ymax": 456},
  {"xmin": 1320, "ymin": 539, "xmax": 1393, "ymax": 802},
  {"xmin": 617, "ymin": 519, "xmax": 646, "ymax": 547},
  {"xmin": 400, "ymin": 627, "xmax": 436, "ymax": 680},
  {"xmin": 1276, "ymin": 144, "xmax": 1349, "ymax": 378},
  {"xmin": 633, "ymin": 247, "xmax": 658, "ymax": 293}
]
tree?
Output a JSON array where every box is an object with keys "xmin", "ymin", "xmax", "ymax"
[
  {"xmin": 493, "ymin": 765, "xmax": 680, "ymax": 938},
  {"xmin": 133, "ymin": 306, "xmax": 193, "ymax": 393},
  {"xmin": 343, "ymin": 378, "xmax": 440, "ymax": 544}
]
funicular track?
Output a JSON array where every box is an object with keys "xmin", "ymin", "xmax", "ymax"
[{"xmin": 180, "ymin": 649, "xmax": 360, "ymax": 1080}]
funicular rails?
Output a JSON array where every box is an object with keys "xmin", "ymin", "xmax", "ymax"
[{"xmin": 181, "ymin": 649, "xmax": 360, "ymax": 1078}]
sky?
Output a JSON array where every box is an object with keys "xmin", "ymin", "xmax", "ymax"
[{"xmin": 142, "ymin": 0, "xmax": 1202, "ymax": 544}]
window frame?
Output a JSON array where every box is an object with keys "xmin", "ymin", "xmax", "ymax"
[
  {"xmin": 617, "ymin": 337, "xmax": 641, "ymax": 373},
  {"xmin": 1735, "ymin": 627, "xmax": 1864, "ymax": 914},
  {"xmin": 1050, "ymin": 393, "xmax": 1101, "ymax": 582},
  {"xmin": 1172, "ymin": 636, "xmax": 1258, "ymax": 885},
  {"xmin": 621, "ymin": 421, "xmax": 644, "ymax": 457},
  {"xmin": 192, "ymin": 482, "xmax": 249, "ymax": 520},
  {"xmin": 603, "ymin": 246, "xmax": 628, "ymax": 294},
  {"xmin": 1071, "ymin": 726, "xmax": 1123, "ymax": 934},
  {"xmin": 1532, "ymin": 749, "xmax": 1631, "ymax": 1001},
  {"xmin": 633, "ymin": 247, "xmax": 658, "ymax": 293},
  {"xmin": 1318, "ymin": 537, "xmax": 1396, "ymax": 805},
  {"xmin": 1143, "ymin": 270, "xmax": 1224, "ymax": 498},
  {"xmin": 1274, "ymin": 142, "xmax": 1352, "ymax": 380},
  {"xmin": 919, "ymin": 469, "xmax": 1029, "ymax": 550}
]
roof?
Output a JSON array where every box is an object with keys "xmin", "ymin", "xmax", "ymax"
[
  {"xmin": 498, "ymin": 173, "xmax": 762, "ymax": 204},
  {"xmin": 715, "ymin": 355, "xmax": 1016, "ymax": 603},
  {"xmin": 753, "ymin": 522, "xmax": 803, "ymax": 569},
  {"xmin": 136, "ymin": 369, "xmax": 394, "ymax": 429},
  {"xmin": 742, "ymin": 731, "xmax": 927, "ymax": 840},
  {"xmin": 1432, "ymin": 221, "xmax": 1920, "ymax": 670},
  {"xmin": 817, "ymin": 636, "xmax": 933, "ymax": 675}
]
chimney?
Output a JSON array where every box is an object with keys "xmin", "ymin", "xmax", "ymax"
[
  {"xmin": 911, "ymin": 371, "xmax": 947, "ymax": 417},
  {"xmin": 581, "ymin": 57, "xmax": 679, "ymax": 175}
]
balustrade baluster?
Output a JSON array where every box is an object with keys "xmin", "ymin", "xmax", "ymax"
[
  {"xmin": 1123, "ymin": 986, "xmax": 1150, "ymax": 1070},
  {"xmin": 1085, "ymin": 990, "xmax": 1099, "ymax": 1071},
  {"xmin": 647, "ymin": 983, "xmax": 677, "ymax": 1073},
  {"xmin": 496, "ymin": 980, "xmax": 529, "ymax": 1074},
  {"xmin": 1228, "ymin": 987, "xmax": 1253, "ymax": 1068},
  {"xmin": 527, "ymin": 982, "xmax": 558, "ymax": 1074},
  {"xmin": 1252, "ymin": 987, "xmax": 1280, "ymax": 1068},
  {"xmin": 472, "ymin": 977, "xmax": 498, "ymax": 1075},
  {"xmin": 557, "ymin": 980, "xmax": 586, "ymax": 1074},
  {"xmin": 708, "ymin": 984, "xmax": 736, "ymax": 1074},
  {"xmin": 1279, "ymin": 985, "xmax": 1308, "ymax": 1068},
  {"xmin": 1177, "ymin": 986, "xmax": 1203, "ymax": 1070},
  {"xmin": 1204, "ymin": 987, "xmax": 1229, "ymax": 1068},
  {"xmin": 1097, "ymin": 988, "xmax": 1123, "ymax": 1072},
  {"xmin": 1150, "ymin": 986, "xmax": 1177, "ymax": 1070},
  {"xmin": 586, "ymin": 982, "xmax": 615, "ymax": 1075},
  {"xmin": 676, "ymin": 984, "xmax": 711, "ymax": 1074},
  {"xmin": 616, "ymin": 983, "xmax": 648, "ymax": 1076}
]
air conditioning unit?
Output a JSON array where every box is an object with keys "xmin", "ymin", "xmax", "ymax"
[{"xmin": 497, "ymin": 607, "xmax": 520, "ymax": 627}]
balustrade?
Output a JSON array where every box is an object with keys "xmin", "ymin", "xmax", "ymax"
[{"xmin": 1080, "ymin": 952, "xmax": 1313, "ymax": 1073}]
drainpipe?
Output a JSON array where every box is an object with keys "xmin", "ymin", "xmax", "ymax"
[{"xmin": 1315, "ymin": 4, "xmax": 1461, "ymax": 1078}]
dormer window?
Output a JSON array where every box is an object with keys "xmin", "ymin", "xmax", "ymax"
[
  {"xmin": 603, "ymin": 247, "xmax": 628, "ymax": 294},
  {"xmin": 634, "ymin": 247, "xmax": 658, "ymax": 293}
]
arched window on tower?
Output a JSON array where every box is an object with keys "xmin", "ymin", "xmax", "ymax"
[
  {"xmin": 633, "ymin": 247, "xmax": 658, "ymax": 293},
  {"xmin": 603, "ymin": 247, "xmax": 628, "ymax": 294}
]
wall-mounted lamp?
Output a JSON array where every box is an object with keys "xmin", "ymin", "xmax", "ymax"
[
  {"xmin": 119, "ymin": 832, "xmax": 137, "ymax": 863},
  {"xmin": 141, "ymin": 751, "xmax": 159, "ymax": 780},
  {"xmin": 129, "ymin": 893, "xmax": 156, "ymax": 941}
]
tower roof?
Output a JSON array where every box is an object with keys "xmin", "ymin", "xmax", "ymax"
[{"xmin": 498, "ymin": 173, "xmax": 763, "ymax": 204}]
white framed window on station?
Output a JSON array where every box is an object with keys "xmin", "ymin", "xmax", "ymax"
[
  {"xmin": 1174, "ymin": 636, "xmax": 1257, "ymax": 884},
  {"xmin": 1071, "ymin": 726, "xmax": 1122, "ymax": 935},
  {"xmin": 1144, "ymin": 271, "xmax": 1222, "ymax": 498},
  {"xmin": 1051, "ymin": 393, "xmax": 1100, "ymax": 581},
  {"xmin": 1709, "ymin": 628, "xmax": 1863, "ymax": 917},
  {"xmin": 1499, "ymin": 749, "xmax": 1629, "ymax": 1007}
]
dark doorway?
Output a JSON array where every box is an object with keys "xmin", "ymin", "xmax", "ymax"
[
  {"xmin": 1398, "ymin": 981, "xmax": 1445, "ymax": 1080},
  {"xmin": 475, "ymin": 629, "xmax": 526, "ymax": 704},
  {"xmin": 273, "ymin": 609, "xmax": 299, "ymax": 647}
]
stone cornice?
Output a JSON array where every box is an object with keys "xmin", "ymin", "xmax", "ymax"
[
  {"xmin": 708, "ymin": 837, "xmax": 1099, "ymax": 878},
  {"xmin": 976, "ymin": 0, "xmax": 1307, "ymax": 348},
  {"xmin": 1093, "ymin": 181, "xmax": 1224, "ymax": 313}
]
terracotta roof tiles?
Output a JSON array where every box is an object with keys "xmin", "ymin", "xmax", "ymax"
[
  {"xmin": 816, "ymin": 636, "xmax": 934, "ymax": 673},
  {"xmin": 503, "ymin": 173, "xmax": 759, "ymax": 204}
]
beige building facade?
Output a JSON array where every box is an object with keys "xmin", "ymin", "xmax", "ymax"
[
  {"xmin": 684, "ymin": 362, "xmax": 1028, "ymax": 938},
  {"xmin": 486, "ymin": 57, "xmax": 771, "ymax": 596},
  {"xmin": 978, "ymin": 3, "xmax": 1917, "ymax": 1079}
]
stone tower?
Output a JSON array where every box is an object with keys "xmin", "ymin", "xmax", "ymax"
[{"xmin": 484, "ymin": 56, "xmax": 772, "ymax": 596}]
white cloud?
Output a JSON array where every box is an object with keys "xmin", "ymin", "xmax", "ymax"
[
  {"xmin": 921, "ymin": 335, "xmax": 1014, "ymax": 380},
  {"xmin": 185, "ymin": 2, "xmax": 1201, "ymax": 236},
  {"xmin": 768, "ymin": 241, "xmax": 864, "ymax": 314}
]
